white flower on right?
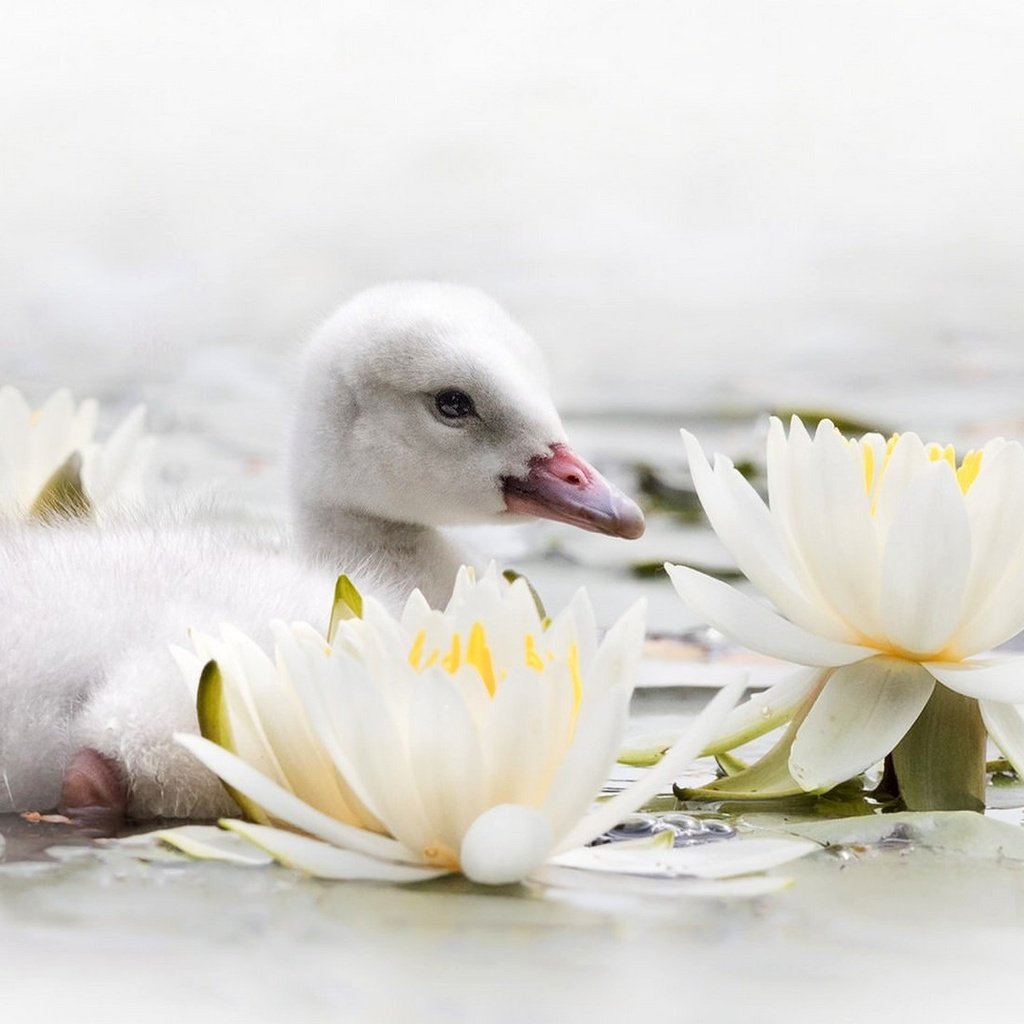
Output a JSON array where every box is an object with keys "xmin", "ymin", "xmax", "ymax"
[
  {"xmin": 0, "ymin": 385, "xmax": 150, "ymax": 522},
  {"xmin": 667, "ymin": 417, "xmax": 1024, "ymax": 808}
]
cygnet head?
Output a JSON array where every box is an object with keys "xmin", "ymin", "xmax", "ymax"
[{"xmin": 289, "ymin": 282, "xmax": 644, "ymax": 541}]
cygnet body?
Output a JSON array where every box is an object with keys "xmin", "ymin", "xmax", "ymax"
[{"xmin": 0, "ymin": 282, "xmax": 644, "ymax": 821}]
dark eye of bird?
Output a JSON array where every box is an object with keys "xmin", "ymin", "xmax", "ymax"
[{"xmin": 434, "ymin": 389, "xmax": 476, "ymax": 420}]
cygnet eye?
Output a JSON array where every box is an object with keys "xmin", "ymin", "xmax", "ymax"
[{"xmin": 434, "ymin": 389, "xmax": 477, "ymax": 421}]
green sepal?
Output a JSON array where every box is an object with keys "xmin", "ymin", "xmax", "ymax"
[
  {"xmin": 890, "ymin": 684, "xmax": 986, "ymax": 813},
  {"xmin": 715, "ymin": 751, "xmax": 750, "ymax": 777},
  {"xmin": 502, "ymin": 569, "xmax": 548, "ymax": 621},
  {"xmin": 328, "ymin": 574, "xmax": 364, "ymax": 641},
  {"xmin": 30, "ymin": 451, "xmax": 92, "ymax": 522},
  {"xmin": 676, "ymin": 709, "xmax": 809, "ymax": 802},
  {"xmin": 195, "ymin": 659, "xmax": 270, "ymax": 824}
]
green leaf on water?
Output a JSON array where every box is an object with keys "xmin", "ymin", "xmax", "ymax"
[{"xmin": 715, "ymin": 751, "xmax": 750, "ymax": 777}]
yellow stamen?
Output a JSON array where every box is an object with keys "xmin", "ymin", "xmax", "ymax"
[
  {"xmin": 568, "ymin": 643, "xmax": 582, "ymax": 715},
  {"xmin": 524, "ymin": 634, "xmax": 544, "ymax": 671},
  {"xmin": 861, "ymin": 441, "xmax": 875, "ymax": 494},
  {"xmin": 441, "ymin": 634, "xmax": 461, "ymax": 674},
  {"xmin": 466, "ymin": 622, "xmax": 497, "ymax": 696},
  {"xmin": 408, "ymin": 629, "xmax": 426, "ymax": 670},
  {"xmin": 863, "ymin": 434, "xmax": 900, "ymax": 503},
  {"xmin": 927, "ymin": 443, "xmax": 957, "ymax": 471},
  {"xmin": 957, "ymin": 450, "xmax": 983, "ymax": 493}
]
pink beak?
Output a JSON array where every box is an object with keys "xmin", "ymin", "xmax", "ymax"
[{"xmin": 502, "ymin": 444, "xmax": 646, "ymax": 540}]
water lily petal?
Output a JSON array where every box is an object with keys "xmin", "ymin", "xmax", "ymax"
[
  {"xmin": 542, "ymin": 684, "xmax": 633, "ymax": 841},
  {"xmin": 958, "ymin": 442, "xmax": 1024, "ymax": 628},
  {"xmin": 534, "ymin": 866, "xmax": 797, "ymax": 898},
  {"xmin": 871, "ymin": 432, "xmax": 928, "ymax": 537},
  {"xmin": 550, "ymin": 836, "xmax": 818, "ymax": 879},
  {"xmin": 556, "ymin": 676, "xmax": 746, "ymax": 853},
  {"xmin": 220, "ymin": 821, "xmax": 449, "ymax": 882},
  {"xmin": 789, "ymin": 658, "xmax": 935, "ymax": 791},
  {"xmin": 174, "ymin": 733, "xmax": 415, "ymax": 863},
  {"xmin": 285, "ymin": 635, "xmax": 433, "ymax": 851},
  {"xmin": 582, "ymin": 598, "xmax": 646, "ymax": 697},
  {"xmin": 702, "ymin": 666, "xmax": 823, "ymax": 753},
  {"xmin": 783, "ymin": 420, "xmax": 882, "ymax": 639},
  {"xmin": 879, "ymin": 461, "xmax": 971, "ymax": 655},
  {"xmin": 952, "ymin": 559, "xmax": 1024, "ymax": 658},
  {"xmin": 682, "ymin": 430, "xmax": 844, "ymax": 639},
  {"xmin": 80, "ymin": 404, "xmax": 146, "ymax": 507},
  {"xmin": 665, "ymin": 564, "xmax": 875, "ymax": 667},
  {"xmin": 406, "ymin": 668, "xmax": 487, "ymax": 851},
  {"xmin": 154, "ymin": 825, "xmax": 273, "ymax": 865},
  {"xmin": 979, "ymin": 700, "xmax": 1024, "ymax": 778},
  {"xmin": 953, "ymin": 447, "xmax": 1024, "ymax": 652},
  {"xmin": 925, "ymin": 657, "xmax": 1024, "ymax": 703}
]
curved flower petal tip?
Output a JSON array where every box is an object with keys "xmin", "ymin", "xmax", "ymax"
[
  {"xmin": 220, "ymin": 821, "xmax": 449, "ymax": 883},
  {"xmin": 664, "ymin": 564, "xmax": 874, "ymax": 667},
  {"xmin": 979, "ymin": 700, "xmax": 1024, "ymax": 778},
  {"xmin": 154, "ymin": 825, "xmax": 273, "ymax": 866},
  {"xmin": 459, "ymin": 805, "xmax": 554, "ymax": 885},
  {"xmin": 925, "ymin": 657, "xmax": 1024, "ymax": 704}
]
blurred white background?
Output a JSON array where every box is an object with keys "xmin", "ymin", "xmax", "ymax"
[{"xmin": 2, "ymin": 1, "xmax": 1023, "ymax": 424}]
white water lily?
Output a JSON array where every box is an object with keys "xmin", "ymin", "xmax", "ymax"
[
  {"xmin": 174, "ymin": 569, "xmax": 766, "ymax": 885},
  {"xmin": 0, "ymin": 385, "xmax": 150, "ymax": 522},
  {"xmin": 668, "ymin": 417, "xmax": 1024, "ymax": 810}
]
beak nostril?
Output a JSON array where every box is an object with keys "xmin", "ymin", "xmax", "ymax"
[{"xmin": 564, "ymin": 473, "xmax": 582, "ymax": 487}]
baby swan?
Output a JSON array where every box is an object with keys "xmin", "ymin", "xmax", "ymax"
[
  {"xmin": 0, "ymin": 282, "xmax": 644, "ymax": 824},
  {"xmin": 289, "ymin": 282, "xmax": 643, "ymax": 605}
]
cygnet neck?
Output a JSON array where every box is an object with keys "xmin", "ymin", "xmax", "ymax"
[{"xmin": 294, "ymin": 502, "xmax": 464, "ymax": 609}]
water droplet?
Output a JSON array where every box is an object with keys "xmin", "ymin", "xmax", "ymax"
[
  {"xmin": 659, "ymin": 812, "xmax": 700, "ymax": 832},
  {"xmin": 759, "ymin": 705, "xmax": 772, "ymax": 718},
  {"xmin": 701, "ymin": 820, "xmax": 735, "ymax": 837},
  {"xmin": 604, "ymin": 813, "xmax": 667, "ymax": 842}
]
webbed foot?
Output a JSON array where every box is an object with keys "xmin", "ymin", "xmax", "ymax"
[{"xmin": 58, "ymin": 747, "xmax": 128, "ymax": 831}]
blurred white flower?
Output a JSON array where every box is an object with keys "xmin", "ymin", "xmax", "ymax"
[
  {"xmin": 174, "ymin": 569, "xmax": 755, "ymax": 885},
  {"xmin": 0, "ymin": 386, "xmax": 150, "ymax": 522},
  {"xmin": 668, "ymin": 417, "xmax": 1024, "ymax": 809}
]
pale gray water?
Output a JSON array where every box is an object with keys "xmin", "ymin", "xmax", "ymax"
[{"xmin": 4, "ymin": 3, "xmax": 1024, "ymax": 1020}]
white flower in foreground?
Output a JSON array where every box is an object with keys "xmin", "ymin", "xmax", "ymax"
[
  {"xmin": 173, "ymin": 569, "xmax": 785, "ymax": 886},
  {"xmin": 667, "ymin": 418, "xmax": 1024, "ymax": 810},
  {"xmin": 0, "ymin": 385, "xmax": 150, "ymax": 522}
]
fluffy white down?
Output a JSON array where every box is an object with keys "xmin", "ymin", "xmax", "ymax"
[{"xmin": 0, "ymin": 522, "xmax": 379, "ymax": 817}]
